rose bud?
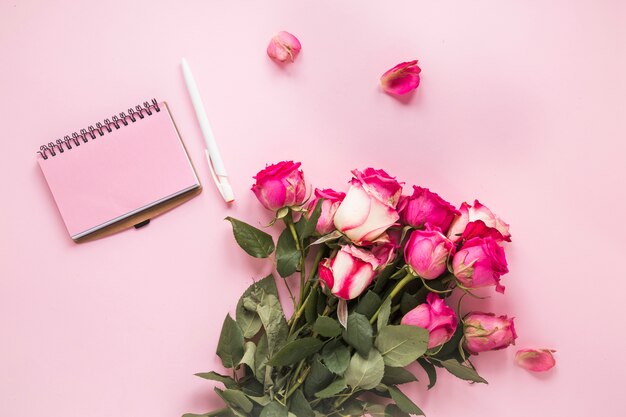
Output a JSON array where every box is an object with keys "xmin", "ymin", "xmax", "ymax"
[
  {"xmin": 266, "ymin": 31, "xmax": 301, "ymax": 63},
  {"xmin": 333, "ymin": 168, "xmax": 403, "ymax": 245},
  {"xmin": 371, "ymin": 235, "xmax": 397, "ymax": 267},
  {"xmin": 463, "ymin": 312, "xmax": 517, "ymax": 354},
  {"xmin": 398, "ymin": 186, "xmax": 460, "ymax": 234},
  {"xmin": 251, "ymin": 161, "xmax": 306, "ymax": 211},
  {"xmin": 404, "ymin": 229, "xmax": 455, "ymax": 280},
  {"xmin": 515, "ymin": 348, "xmax": 556, "ymax": 372},
  {"xmin": 380, "ymin": 60, "xmax": 421, "ymax": 95},
  {"xmin": 306, "ymin": 188, "xmax": 345, "ymax": 235},
  {"xmin": 401, "ymin": 292, "xmax": 458, "ymax": 349},
  {"xmin": 447, "ymin": 200, "xmax": 511, "ymax": 243},
  {"xmin": 452, "ymin": 237, "xmax": 508, "ymax": 293},
  {"xmin": 318, "ymin": 245, "xmax": 381, "ymax": 300}
]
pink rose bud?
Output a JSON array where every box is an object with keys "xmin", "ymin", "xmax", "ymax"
[
  {"xmin": 398, "ymin": 186, "xmax": 460, "ymax": 234},
  {"xmin": 515, "ymin": 348, "xmax": 556, "ymax": 372},
  {"xmin": 404, "ymin": 229, "xmax": 455, "ymax": 280},
  {"xmin": 380, "ymin": 60, "xmax": 421, "ymax": 95},
  {"xmin": 333, "ymin": 168, "xmax": 403, "ymax": 245},
  {"xmin": 452, "ymin": 237, "xmax": 509, "ymax": 293},
  {"xmin": 447, "ymin": 200, "xmax": 511, "ymax": 243},
  {"xmin": 251, "ymin": 161, "xmax": 306, "ymax": 211},
  {"xmin": 463, "ymin": 312, "xmax": 517, "ymax": 354},
  {"xmin": 401, "ymin": 293, "xmax": 458, "ymax": 349},
  {"xmin": 266, "ymin": 31, "xmax": 301, "ymax": 63},
  {"xmin": 318, "ymin": 245, "xmax": 381, "ymax": 300},
  {"xmin": 370, "ymin": 235, "xmax": 398, "ymax": 267},
  {"xmin": 307, "ymin": 188, "xmax": 346, "ymax": 235}
]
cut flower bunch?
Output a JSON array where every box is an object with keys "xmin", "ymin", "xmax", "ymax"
[{"xmin": 186, "ymin": 162, "xmax": 518, "ymax": 417}]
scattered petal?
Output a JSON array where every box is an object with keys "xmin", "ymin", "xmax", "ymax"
[
  {"xmin": 267, "ymin": 31, "xmax": 301, "ymax": 63},
  {"xmin": 515, "ymin": 348, "xmax": 556, "ymax": 372},
  {"xmin": 380, "ymin": 60, "xmax": 421, "ymax": 95}
]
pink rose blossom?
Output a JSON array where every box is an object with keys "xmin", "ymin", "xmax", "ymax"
[
  {"xmin": 404, "ymin": 229, "xmax": 455, "ymax": 280},
  {"xmin": 267, "ymin": 31, "xmax": 301, "ymax": 63},
  {"xmin": 251, "ymin": 161, "xmax": 306, "ymax": 211},
  {"xmin": 463, "ymin": 312, "xmax": 517, "ymax": 354},
  {"xmin": 318, "ymin": 245, "xmax": 381, "ymax": 300},
  {"xmin": 452, "ymin": 236, "xmax": 509, "ymax": 293},
  {"xmin": 307, "ymin": 188, "xmax": 345, "ymax": 235},
  {"xmin": 370, "ymin": 234, "xmax": 398, "ymax": 267},
  {"xmin": 515, "ymin": 348, "xmax": 556, "ymax": 372},
  {"xmin": 398, "ymin": 186, "xmax": 460, "ymax": 234},
  {"xmin": 401, "ymin": 293, "xmax": 458, "ymax": 349},
  {"xmin": 380, "ymin": 60, "xmax": 421, "ymax": 95},
  {"xmin": 333, "ymin": 168, "xmax": 403, "ymax": 245},
  {"xmin": 447, "ymin": 200, "xmax": 511, "ymax": 243}
]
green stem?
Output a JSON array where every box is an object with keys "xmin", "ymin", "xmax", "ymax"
[
  {"xmin": 285, "ymin": 216, "xmax": 306, "ymax": 304},
  {"xmin": 370, "ymin": 272, "xmax": 417, "ymax": 324},
  {"xmin": 284, "ymin": 364, "xmax": 311, "ymax": 401}
]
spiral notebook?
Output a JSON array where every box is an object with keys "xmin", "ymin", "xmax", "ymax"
[{"xmin": 37, "ymin": 100, "xmax": 202, "ymax": 243}]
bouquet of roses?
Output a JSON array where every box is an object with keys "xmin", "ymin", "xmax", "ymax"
[{"xmin": 185, "ymin": 161, "xmax": 519, "ymax": 417}]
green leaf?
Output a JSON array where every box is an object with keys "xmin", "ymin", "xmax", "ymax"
[
  {"xmin": 373, "ymin": 262, "xmax": 400, "ymax": 294},
  {"xmin": 375, "ymin": 325, "xmax": 429, "ymax": 367},
  {"xmin": 239, "ymin": 341, "xmax": 256, "ymax": 371},
  {"xmin": 381, "ymin": 366, "xmax": 417, "ymax": 385},
  {"xmin": 313, "ymin": 316, "xmax": 342, "ymax": 338},
  {"xmin": 194, "ymin": 371, "xmax": 237, "ymax": 389},
  {"xmin": 400, "ymin": 292, "xmax": 420, "ymax": 315},
  {"xmin": 225, "ymin": 217, "xmax": 275, "ymax": 258},
  {"xmin": 269, "ymin": 337, "xmax": 324, "ymax": 366},
  {"xmin": 183, "ymin": 411, "xmax": 235, "ymax": 417},
  {"xmin": 344, "ymin": 349, "xmax": 385, "ymax": 390},
  {"xmin": 439, "ymin": 359, "xmax": 488, "ymax": 383},
  {"xmin": 321, "ymin": 340, "xmax": 351, "ymax": 374},
  {"xmin": 216, "ymin": 315, "xmax": 244, "ymax": 369},
  {"xmin": 355, "ymin": 291, "xmax": 382, "ymax": 319},
  {"xmin": 304, "ymin": 287, "xmax": 319, "ymax": 325},
  {"xmin": 377, "ymin": 297, "xmax": 392, "ymax": 330},
  {"xmin": 304, "ymin": 359, "xmax": 334, "ymax": 398},
  {"xmin": 299, "ymin": 198, "xmax": 324, "ymax": 239},
  {"xmin": 236, "ymin": 275, "xmax": 278, "ymax": 338},
  {"xmin": 256, "ymin": 294, "xmax": 289, "ymax": 356},
  {"xmin": 385, "ymin": 404, "xmax": 410, "ymax": 417},
  {"xmin": 342, "ymin": 313, "xmax": 373, "ymax": 357},
  {"xmin": 214, "ymin": 388, "xmax": 253, "ymax": 413},
  {"xmin": 260, "ymin": 401, "xmax": 288, "ymax": 417},
  {"xmin": 417, "ymin": 358, "xmax": 437, "ymax": 389},
  {"xmin": 289, "ymin": 389, "xmax": 315, "ymax": 417},
  {"xmin": 387, "ymin": 385, "xmax": 425, "ymax": 416},
  {"xmin": 276, "ymin": 227, "xmax": 301, "ymax": 277},
  {"xmin": 254, "ymin": 333, "xmax": 269, "ymax": 383},
  {"xmin": 315, "ymin": 378, "xmax": 347, "ymax": 398}
]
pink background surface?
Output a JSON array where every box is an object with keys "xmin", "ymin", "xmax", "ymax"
[{"xmin": 1, "ymin": 1, "xmax": 624, "ymax": 416}]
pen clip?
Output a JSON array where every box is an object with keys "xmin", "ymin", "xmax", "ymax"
[{"xmin": 206, "ymin": 149, "xmax": 235, "ymax": 203}]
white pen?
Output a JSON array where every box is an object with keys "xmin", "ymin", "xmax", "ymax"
[{"xmin": 181, "ymin": 58, "xmax": 235, "ymax": 203}]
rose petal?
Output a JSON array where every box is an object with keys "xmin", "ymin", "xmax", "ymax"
[{"xmin": 515, "ymin": 348, "xmax": 556, "ymax": 372}]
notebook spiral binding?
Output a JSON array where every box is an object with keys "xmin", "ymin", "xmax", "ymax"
[{"xmin": 37, "ymin": 99, "xmax": 161, "ymax": 160}]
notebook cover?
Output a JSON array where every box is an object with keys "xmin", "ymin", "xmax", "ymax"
[{"xmin": 37, "ymin": 101, "xmax": 201, "ymax": 241}]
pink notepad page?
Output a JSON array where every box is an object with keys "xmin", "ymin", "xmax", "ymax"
[{"xmin": 37, "ymin": 103, "xmax": 200, "ymax": 239}]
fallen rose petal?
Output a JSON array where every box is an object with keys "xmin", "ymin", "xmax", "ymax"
[
  {"xmin": 380, "ymin": 60, "xmax": 421, "ymax": 95},
  {"xmin": 515, "ymin": 349, "xmax": 556, "ymax": 372},
  {"xmin": 267, "ymin": 31, "xmax": 301, "ymax": 62}
]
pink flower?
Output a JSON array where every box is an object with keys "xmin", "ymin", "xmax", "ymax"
[
  {"xmin": 463, "ymin": 312, "xmax": 517, "ymax": 354},
  {"xmin": 307, "ymin": 188, "xmax": 345, "ymax": 235},
  {"xmin": 404, "ymin": 229, "xmax": 455, "ymax": 280},
  {"xmin": 267, "ymin": 31, "xmax": 301, "ymax": 63},
  {"xmin": 398, "ymin": 186, "xmax": 460, "ymax": 234},
  {"xmin": 370, "ymin": 234, "xmax": 398, "ymax": 267},
  {"xmin": 380, "ymin": 60, "xmax": 421, "ymax": 95},
  {"xmin": 452, "ymin": 237, "xmax": 509, "ymax": 293},
  {"xmin": 251, "ymin": 161, "xmax": 306, "ymax": 211},
  {"xmin": 447, "ymin": 200, "xmax": 511, "ymax": 243},
  {"xmin": 401, "ymin": 293, "xmax": 458, "ymax": 349},
  {"xmin": 515, "ymin": 349, "xmax": 557, "ymax": 372},
  {"xmin": 318, "ymin": 245, "xmax": 381, "ymax": 300},
  {"xmin": 333, "ymin": 168, "xmax": 403, "ymax": 245}
]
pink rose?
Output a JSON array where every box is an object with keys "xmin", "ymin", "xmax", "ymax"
[
  {"xmin": 266, "ymin": 31, "xmax": 301, "ymax": 63},
  {"xmin": 370, "ymin": 234, "xmax": 398, "ymax": 267},
  {"xmin": 398, "ymin": 186, "xmax": 460, "ymax": 234},
  {"xmin": 333, "ymin": 168, "xmax": 403, "ymax": 245},
  {"xmin": 404, "ymin": 229, "xmax": 455, "ymax": 280},
  {"xmin": 515, "ymin": 348, "xmax": 556, "ymax": 372},
  {"xmin": 401, "ymin": 293, "xmax": 458, "ymax": 349},
  {"xmin": 452, "ymin": 237, "xmax": 508, "ymax": 293},
  {"xmin": 252, "ymin": 161, "xmax": 306, "ymax": 211},
  {"xmin": 463, "ymin": 312, "xmax": 517, "ymax": 354},
  {"xmin": 447, "ymin": 200, "xmax": 511, "ymax": 243},
  {"xmin": 318, "ymin": 245, "xmax": 381, "ymax": 300},
  {"xmin": 380, "ymin": 60, "xmax": 421, "ymax": 95},
  {"xmin": 307, "ymin": 188, "xmax": 345, "ymax": 235}
]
